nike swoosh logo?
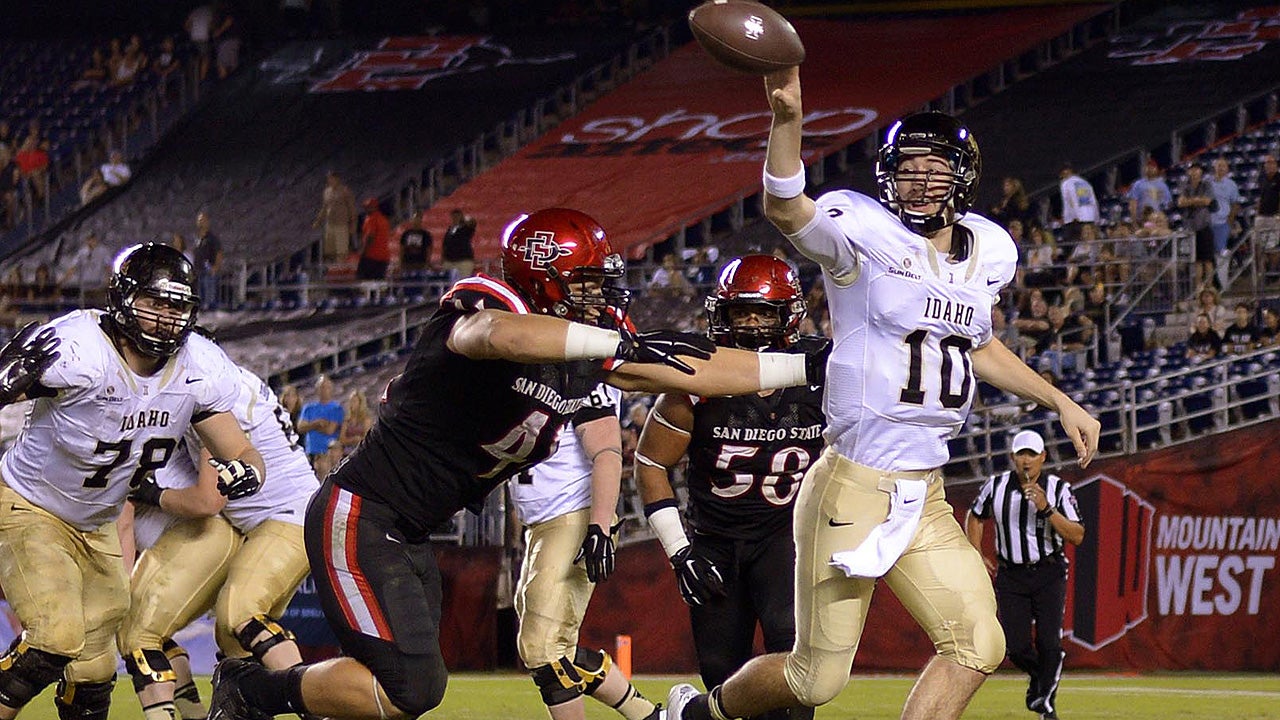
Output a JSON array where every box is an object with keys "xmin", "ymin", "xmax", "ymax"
[
  {"xmin": 827, "ymin": 519, "xmax": 856, "ymax": 527},
  {"xmin": 903, "ymin": 497, "xmax": 919, "ymax": 504},
  {"xmin": 385, "ymin": 532, "xmax": 402, "ymax": 544},
  {"xmin": 986, "ymin": 277, "xmax": 1002, "ymax": 286},
  {"xmin": 185, "ymin": 377, "xmax": 201, "ymax": 384}
]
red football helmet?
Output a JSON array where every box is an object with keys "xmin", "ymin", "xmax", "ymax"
[
  {"xmin": 706, "ymin": 254, "xmax": 806, "ymax": 350},
  {"xmin": 501, "ymin": 208, "xmax": 631, "ymax": 325}
]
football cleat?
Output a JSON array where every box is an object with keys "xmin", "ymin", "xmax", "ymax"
[
  {"xmin": 208, "ymin": 658, "xmax": 273, "ymax": 720},
  {"xmin": 666, "ymin": 683, "xmax": 701, "ymax": 720}
]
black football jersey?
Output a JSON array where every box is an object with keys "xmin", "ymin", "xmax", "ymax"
[
  {"xmin": 685, "ymin": 336, "xmax": 827, "ymax": 541},
  {"xmin": 332, "ymin": 275, "xmax": 607, "ymax": 540}
]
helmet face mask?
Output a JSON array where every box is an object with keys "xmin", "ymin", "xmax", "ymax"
[
  {"xmin": 109, "ymin": 243, "xmax": 200, "ymax": 358},
  {"xmin": 501, "ymin": 209, "xmax": 632, "ymax": 327},
  {"xmin": 875, "ymin": 112, "xmax": 981, "ymax": 237},
  {"xmin": 705, "ymin": 255, "xmax": 805, "ymax": 351}
]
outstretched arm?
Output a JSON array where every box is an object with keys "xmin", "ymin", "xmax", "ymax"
[
  {"xmin": 971, "ymin": 337, "xmax": 1100, "ymax": 467},
  {"xmin": 761, "ymin": 66, "xmax": 817, "ymax": 234}
]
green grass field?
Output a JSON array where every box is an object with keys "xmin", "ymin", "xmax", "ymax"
[{"xmin": 24, "ymin": 671, "xmax": 1280, "ymax": 719}]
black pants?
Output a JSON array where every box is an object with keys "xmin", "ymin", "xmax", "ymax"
[
  {"xmin": 689, "ymin": 528, "xmax": 813, "ymax": 720},
  {"xmin": 995, "ymin": 558, "xmax": 1067, "ymax": 715}
]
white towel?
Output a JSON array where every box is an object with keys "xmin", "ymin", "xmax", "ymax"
[{"xmin": 829, "ymin": 478, "xmax": 928, "ymax": 579}]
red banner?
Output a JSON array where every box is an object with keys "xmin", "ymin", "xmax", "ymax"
[{"xmin": 421, "ymin": 6, "xmax": 1104, "ymax": 262}]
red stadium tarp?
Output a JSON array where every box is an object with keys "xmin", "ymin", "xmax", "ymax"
[
  {"xmin": 421, "ymin": 6, "xmax": 1104, "ymax": 262},
  {"xmin": 432, "ymin": 420, "xmax": 1280, "ymax": 672}
]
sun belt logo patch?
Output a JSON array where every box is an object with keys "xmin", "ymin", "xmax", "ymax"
[{"xmin": 522, "ymin": 231, "xmax": 572, "ymax": 269}]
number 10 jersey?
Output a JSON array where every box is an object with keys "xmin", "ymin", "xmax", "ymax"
[{"xmin": 794, "ymin": 191, "xmax": 1018, "ymax": 472}]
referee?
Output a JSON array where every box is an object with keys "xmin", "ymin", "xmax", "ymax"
[{"xmin": 965, "ymin": 429, "xmax": 1085, "ymax": 720}]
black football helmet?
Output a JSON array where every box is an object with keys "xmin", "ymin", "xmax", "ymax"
[
  {"xmin": 705, "ymin": 254, "xmax": 806, "ymax": 350},
  {"xmin": 874, "ymin": 111, "xmax": 981, "ymax": 236},
  {"xmin": 108, "ymin": 243, "xmax": 200, "ymax": 358}
]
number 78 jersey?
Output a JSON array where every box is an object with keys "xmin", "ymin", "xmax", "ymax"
[{"xmin": 806, "ymin": 191, "xmax": 1018, "ymax": 472}]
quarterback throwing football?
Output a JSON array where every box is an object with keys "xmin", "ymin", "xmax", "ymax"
[{"xmin": 668, "ymin": 67, "xmax": 1100, "ymax": 720}]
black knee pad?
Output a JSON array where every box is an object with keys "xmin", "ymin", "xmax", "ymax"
[
  {"xmin": 0, "ymin": 638, "xmax": 74, "ymax": 709},
  {"xmin": 530, "ymin": 657, "xmax": 584, "ymax": 707},
  {"xmin": 234, "ymin": 615, "xmax": 297, "ymax": 663},
  {"xmin": 379, "ymin": 654, "xmax": 447, "ymax": 717},
  {"xmin": 572, "ymin": 648, "xmax": 612, "ymax": 695},
  {"xmin": 54, "ymin": 677, "xmax": 116, "ymax": 720},
  {"xmin": 123, "ymin": 648, "xmax": 177, "ymax": 692}
]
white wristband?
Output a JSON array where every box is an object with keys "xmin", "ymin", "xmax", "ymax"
[
  {"xmin": 564, "ymin": 323, "xmax": 622, "ymax": 360},
  {"xmin": 647, "ymin": 505, "xmax": 690, "ymax": 557},
  {"xmin": 758, "ymin": 352, "xmax": 807, "ymax": 390},
  {"xmin": 763, "ymin": 167, "xmax": 806, "ymax": 199}
]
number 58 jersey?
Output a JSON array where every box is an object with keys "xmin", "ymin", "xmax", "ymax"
[
  {"xmin": 799, "ymin": 191, "xmax": 1018, "ymax": 472},
  {"xmin": 0, "ymin": 310, "xmax": 241, "ymax": 531}
]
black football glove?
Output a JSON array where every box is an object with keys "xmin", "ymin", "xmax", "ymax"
[
  {"xmin": 805, "ymin": 337, "xmax": 832, "ymax": 387},
  {"xmin": 128, "ymin": 473, "xmax": 166, "ymax": 507},
  {"xmin": 0, "ymin": 322, "xmax": 60, "ymax": 406},
  {"xmin": 574, "ymin": 523, "xmax": 616, "ymax": 583},
  {"xmin": 209, "ymin": 458, "xmax": 262, "ymax": 500},
  {"xmin": 615, "ymin": 328, "xmax": 716, "ymax": 375},
  {"xmin": 670, "ymin": 545, "xmax": 726, "ymax": 606}
]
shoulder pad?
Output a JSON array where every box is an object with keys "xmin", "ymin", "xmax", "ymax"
[{"xmin": 442, "ymin": 275, "xmax": 531, "ymax": 314}]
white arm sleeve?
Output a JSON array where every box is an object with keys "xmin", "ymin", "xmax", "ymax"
[{"xmin": 786, "ymin": 207, "xmax": 860, "ymax": 286}]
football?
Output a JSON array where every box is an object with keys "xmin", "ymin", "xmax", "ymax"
[{"xmin": 688, "ymin": 1, "xmax": 805, "ymax": 74}]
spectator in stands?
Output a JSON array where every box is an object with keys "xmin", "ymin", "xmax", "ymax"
[
  {"xmin": 187, "ymin": 3, "xmax": 216, "ymax": 81},
  {"xmin": 357, "ymin": 198, "xmax": 392, "ymax": 281},
  {"xmin": 1259, "ymin": 307, "xmax": 1279, "ymax": 347},
  {"xmin": 1186, "ymin": 313, "xmax": 1222, "ymax": 363},
  {"xmin": 990, "ymin": 176, "xmax": 1033, "ymax": 229},
  {"xmin": 28, "ymin": 263, "xmax": 59, "ymax": 307},
  {"xmin": 72, "ymin": 47, "xmax": 110, "ymax": 91},
  {"xmin": 1126, "ymin": 159, "xmax": 1171, "ymax": 222},
  {"xmin": 100, "ymin": 150, "xmax": 132, "ymax": 187},
  {"xmin": 1254, "ymin": 155, "xmax": 1280, "ymax": 281},
  {"xmin": 0, "ymin": 157, "xmax": 19, "ymax": 230},
  {"xmin": 214, "ymin": 7, "xmax": 243, "ymax": 79},
  {"xmin": 314, "ymin": 171, "xmax": 357, "ymax": 265},
  {"xmin": 1177, "ymin": 163, "xmax": 1218, "ymax": 291},
  {"xmin": 169, "ymin": 232, "xmax": 194, "ymax": 264},
  {"xmin": 60, "ymin": 231, "xmax": 114, "ymax": 307},
  {"xmin": 105, "ymin": 37, "xmax": 125, "ymax": 83},
  {"xmin": 1036, "ymin": 304, "xmax": 1093, "ymax": 376},
  {"xmin": 297, "ymin": 375, "xmax": 344, "ymax": 470},
  {"xmin": 193, "ymin": 210, "xmax": 223, "ymax": 309},
  {"xmin": 648, "ymin": 252, "xmax": 693, "ymax": 301},
  {"xmin": 398, "ymin": 213, "xmax": 433, "ymax": 274},
  {"xmin": 278, "ymin": 383, "xmax": 303, "ymax": 430},
  {"xmin": 992, "ymin": 305, "xmax": 1021, "ymax": 358},
  {"xmin": 685, "ymin": 246, "xmax": 718, "ymax": 286},
  {"xmin": 1014, "ymin": 294, "xmax": 1052, "ymax": 358},
  {"xmin": 1057, "ymin": 161, "xmax": 1099, "ymax": 247},
  {"xmin": 111, "ymin": 35, "xmax": 147, "ymax": 87},
  {"xmin": 152, "ymin": 37, "xmax": 183, "ymax": 102},
  {"xmin": 441, "ymin": 208, "xmax": 477, "ymax": 278},
  {"xmin": 14, "ymin": 135, "xmax": 49, "ymax": 205},
  {"xmin": 339, "ymin": 389, "xmax": 373, "ymax": 456},
  {"xmin": 0, "ymin": 121, "xmax": 13, "ymax": 159},
  {"xmin": 1209, "ymin": 158, "xmax": 1242, "ymax": 257},
  {"xmin": 79, "ymin": 169, "xmax": 109, "ymax": 206},
  {"xmin": 1188, "ymin": 288, "xmax": 1232, "ymax": 336},
  {"xmin": 1222, "ymin": 303, "xmax": 1259, "ymax": 355}
]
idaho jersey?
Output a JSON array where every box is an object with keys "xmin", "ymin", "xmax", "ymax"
[
  {"xmin": 509, "ymin": 383, "xmax": 621, "ymax": 527},
  {"xmin": 132, "ymin": 438, "xmax": 199, "ymax": 551},
  {"xmin": 797, "ymin": 191, "xmax": 1017, "ymax": 472},
  {"xmin": 182, "ymin": 365, "xmax": 318, "ymax": 532},
  {"xmin": 0, "ymin": 310, "xmax": 240, "ymax": 531},
  {"xmin": 332, "ymin": 275, "xmax": 609, "ymax": 540},
  {"xmin": 686, "ymin": 338, "xmax": 826, "ymax": 541}
]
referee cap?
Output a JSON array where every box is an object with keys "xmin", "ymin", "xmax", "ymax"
[{"xmin": 1011, "ymin": 429, "xmax": 1045, "ymax": 454}]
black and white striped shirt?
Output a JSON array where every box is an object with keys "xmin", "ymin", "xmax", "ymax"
[{"xmin": 970, "ymin": 470, "xmax": 1081, "ymax": 565}]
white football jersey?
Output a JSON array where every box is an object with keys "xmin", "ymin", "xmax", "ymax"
[
  {"xmin": 0, "ymin": 310, "xmax": 240, "ymax": 531},
  {"xmin": 795, "ymin": 191, "xmax": 1018, "ymax": 472},
  {"xmin": 183, "ymin": 365, "xmax": 319, "ymax": 532},
  {"xmin": 132, "ymin": 440, "xmax": 198, "ymax": 551},
  {"xmin": 509, "ymin": 384, "xmax": 621, "ymax": 526}
]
